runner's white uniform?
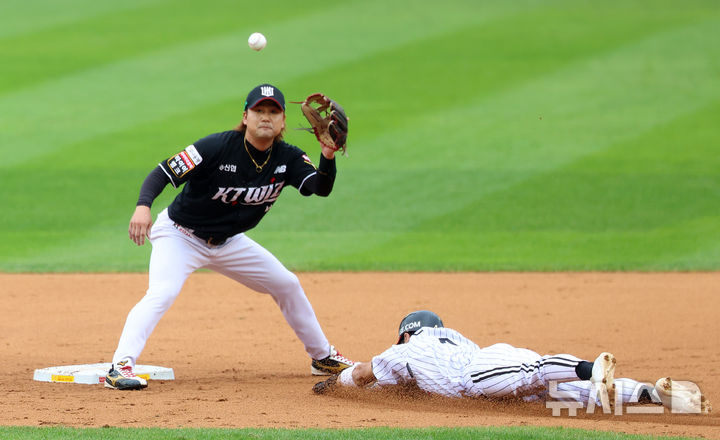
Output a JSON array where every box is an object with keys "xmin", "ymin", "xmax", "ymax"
[{"xmin": 372, "ymin": 327, "xmax": 644, "ymax": 404}]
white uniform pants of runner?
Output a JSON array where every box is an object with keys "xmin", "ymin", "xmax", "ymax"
[
  {"xmin": 464, "ymin": 343, "xmax": 586, "ymax": 397},
  {"xmin": 112, "ymin": 208, "xmax": 330, "ymax": 364},
  {"xmin": 465, "ymin": 343, "xmax": 645, "ymax": 405}
]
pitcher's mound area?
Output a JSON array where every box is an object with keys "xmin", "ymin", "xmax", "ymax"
[{"xmin": 2, "ymin": 272, "xmax": 718, "ymax": 437}]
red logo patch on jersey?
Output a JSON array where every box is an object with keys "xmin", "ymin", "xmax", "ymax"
[
  {"xmin": 179, "ymin": 151, "xmax": 192, "ymax": 167},
  {"xmin": 167, "ymin": 145, "xmax": 203, "ymax": 178}
]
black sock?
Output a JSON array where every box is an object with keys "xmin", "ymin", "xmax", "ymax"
[
  {"xmin": 575, "ymin": 361, "xmax": 593, "ymax": 380},
  {"xmin": 637, "ymin": 387, "xmax": 656, "ymax": 404}
]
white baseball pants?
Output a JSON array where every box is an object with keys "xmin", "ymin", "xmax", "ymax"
[
  {"xmin": 464, "ymin": 343, "xmax": 584, "ymax": 397},
  {"xmin": 464, "ymin": 343, "xmax": 646, "ymax": 406},
  {"xmin": 112, "ymin": 208, "xmax": 330, "ymax": 365}
]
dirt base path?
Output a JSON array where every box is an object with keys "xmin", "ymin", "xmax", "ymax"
[{"xmin": 1, "ymin": 273, "xmax": 718, "ymax": 437}]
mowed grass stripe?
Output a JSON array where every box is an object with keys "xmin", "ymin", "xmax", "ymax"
[
  {"xmin": 0, "ymin": 0, "xmax": 167, "ymax": 39},
  {"xmin": 0, "ymin": 0, "xmax": 539, "ymax": 169},
  {"xmin": 0, "ymin": 1, "xmax": 546, "ymax": 270},
  {"xmin": 3, "ymin": 3, "xmax": 718, "ymax": 271},
  {"xmin": 326, "ymin": 1, "xmax": 716, "ymax": 140},
  {"xmin": 339, "ymin": 100, "xmax": 720, "ymax": 271},
  {"xmin": 1, "ymin": 2, "xmax": 718, "ymax": 272},
  {"xmin": 358, "ymin": 15, "xmax": 720, "ymax": 170},
  {"xmin": 0, "ymin": 1, "xmax": 313, "ymax": 94},
  {"xmin": 260, "ymin": 17, "xmax": 720, "ymax": 269},
  {"xmin": 262, "ymin": 7, "xmax": 719, "ymax": 226},
  {"xmin": 0, "ymin": 1, "xmax": 694, "ymax": 268}
]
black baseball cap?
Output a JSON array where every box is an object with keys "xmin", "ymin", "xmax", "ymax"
[{"xmin": 244, "ymin": 83, "xmax": 285, "ymax": 111}]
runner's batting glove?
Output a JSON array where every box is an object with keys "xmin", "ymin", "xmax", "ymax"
[{"xmin": 312, "ymin": 374, "xmax": 338, "ymax": 394}]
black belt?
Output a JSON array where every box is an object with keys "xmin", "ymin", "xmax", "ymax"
[
  {"xmin": 204, "ymin": 236, "xmax": 227, "ymax": 246},
  {"xmin": 193, "ymin": 233, "xmax": 228, "ymax": 246}
]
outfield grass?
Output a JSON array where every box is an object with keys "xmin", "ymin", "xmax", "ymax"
[
  {"xmin": 1, "ymin": 0, "xmax": 718, "ymax": 272},
  {"xmin": 0, "ymin": 426, "xmax": 702, "ymax": 440}
]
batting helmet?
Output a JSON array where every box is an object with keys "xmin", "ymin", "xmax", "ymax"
[{"xmin": 396, "ymin": 310, "xmax": 444, "ymax": 344}]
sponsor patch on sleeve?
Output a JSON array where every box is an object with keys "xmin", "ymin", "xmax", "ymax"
[{"xmin": 167, "ymin": 145, "xmax": 203, "ymax": 178}]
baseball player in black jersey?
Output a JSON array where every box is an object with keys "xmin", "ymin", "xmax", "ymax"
[
  {"xmin": 104, "ymin": 84, "xmax": 353, "ymax": 390},
  {"xmin": 313, "ymin": 311, "xmax": 711, "ymax": 414}
]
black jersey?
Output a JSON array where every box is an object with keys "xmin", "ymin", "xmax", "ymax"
[{"xmin": 158, "ymin": 130, "xmax": 334, "ymax": 240}]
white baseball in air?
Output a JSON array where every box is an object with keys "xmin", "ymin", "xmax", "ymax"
[{"xmin": 248, "ymin": 32, "xmax": 267, "ymax": 51}]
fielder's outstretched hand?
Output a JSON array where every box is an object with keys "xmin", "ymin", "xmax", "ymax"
[{"xmin": 129, "ymin": 205, "xmax": 153, "ymax": 246}]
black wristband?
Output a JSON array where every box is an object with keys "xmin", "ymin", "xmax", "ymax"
[{"xmin": 317, "ymin": 154, "xmax": 336, "ymax": 178}]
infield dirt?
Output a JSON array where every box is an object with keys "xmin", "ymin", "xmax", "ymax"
[{"xmin": 1, "ymin": 272, "xmax": 718, "ymax": 437}]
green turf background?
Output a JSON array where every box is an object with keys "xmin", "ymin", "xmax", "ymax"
[
  {"xmin": 1, "ymin": 0, "xmax": 719, "ymax": 272},
  {"xmin": 0, "ymin": 426, "xmax": 702, "ymax": 440}
]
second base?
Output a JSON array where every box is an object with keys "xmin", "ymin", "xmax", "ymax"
[{"xmin": 33, "ymin": 363, "xmax": 174, "ymax": 385}]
